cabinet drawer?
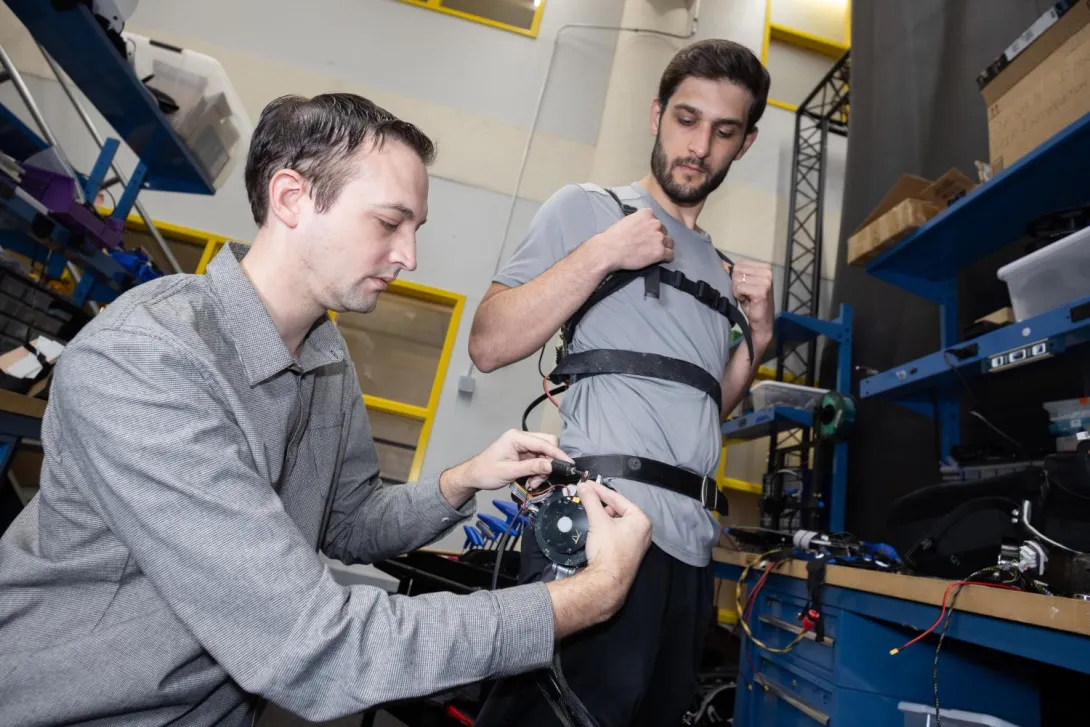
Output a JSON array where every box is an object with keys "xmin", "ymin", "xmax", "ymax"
[
  {"xmin": 752, "ymin": 659, "xmax": 833, "ymax": 726},
  {"xmin": 755, "ymin": 592, "xmax": 837, "ymax": 676}
]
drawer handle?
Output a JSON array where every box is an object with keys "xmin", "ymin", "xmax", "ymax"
[
  {"xmin": 755, "ymin": 674, "xmax": 831, "ymax": 725},
  {"xmin": 759, "ymin": 615, "xmax": 835, "ymax": 647}
]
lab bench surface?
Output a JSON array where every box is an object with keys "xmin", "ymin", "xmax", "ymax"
[{"xmin": 714, "ymin": 548, "xmax": 1090, "ymax": 726}]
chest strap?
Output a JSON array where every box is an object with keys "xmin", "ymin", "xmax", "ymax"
[
  {"xmin": 549, "ymin": 350, "xmax": 722, "ymax": 405},
  {"xmin": 551, "ymin": 454, "xmax": 728, "ymax": 515},
  {"xmin": 551, "ymin": 189, "xmax": 754, "ymax": 404}
]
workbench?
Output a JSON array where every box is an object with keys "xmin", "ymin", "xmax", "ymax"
[{"xmin": 714, "ymin": 548, "xmax": 1090, "ymax": 726}]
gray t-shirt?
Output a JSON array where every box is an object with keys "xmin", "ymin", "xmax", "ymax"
[{"xmin": 495, "ymin": 181, "xmax": 738, "ymax": 567}]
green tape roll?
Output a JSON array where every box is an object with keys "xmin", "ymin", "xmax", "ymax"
[{"xmin": 815, "ymin": 391, "xmax": 857, "ymax": 440}]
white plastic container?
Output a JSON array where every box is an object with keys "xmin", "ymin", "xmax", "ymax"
[
  {"xmin": 898, "ymin": 702, "xmax": 1022, "ymax": 727},
  {"xmin": 749, "ymin": 380, "xmax": 828, "ymax": 412},
  {"xmin": 1043, "ymin": 396, "xmax": 1090, "ymax": 420},
  {"xmin": 997, "ymin": 224, "xmax": 1090, "ymax": 321},
  {"xmin": 123, "ymin": 33, "xmax": 252, "ymax": 191}
]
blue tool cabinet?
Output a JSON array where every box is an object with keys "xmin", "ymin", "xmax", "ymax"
[{"xmin": 723, "ymin": 564, "xmax": 1048, "ymax": 726}]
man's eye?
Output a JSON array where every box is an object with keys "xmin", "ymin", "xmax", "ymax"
[
  {"xmin": 379, "ymin": 219, "xmax": 399, "ymax": 231},
  {"xmin": 678, "ymin": 117, "xmax": 695, "ymax": 126},
  {"xmin": 717, "ymin": 129, "xmax": 735, "ymax": 139}
]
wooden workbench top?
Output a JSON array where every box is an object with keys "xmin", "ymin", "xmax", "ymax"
[{"xmin": 714, "ymin": 547, "xmax": 1090, "ymax": 638}]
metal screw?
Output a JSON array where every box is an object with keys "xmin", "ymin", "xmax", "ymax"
[{"xmin": 1022, "ymin": 327, "xmax": 1031, "ymax": 337}]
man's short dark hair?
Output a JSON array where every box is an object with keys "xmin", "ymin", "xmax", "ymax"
[
  {"xmin": 658, "ymin": 39, "xmax": 771, "ymax": 133},
  {"xmin": 244, "ymin": 93, "xmax": 436, "ymax": 226}
]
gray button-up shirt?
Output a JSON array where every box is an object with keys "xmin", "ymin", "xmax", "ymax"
[{"xmin": 0, "ymin": 243, "xmax": 554, "ymax": 726}]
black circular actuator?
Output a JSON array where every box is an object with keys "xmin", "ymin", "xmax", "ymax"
[{"xmin": 534, "ymin": 493, "xmax": 590, "ymax": 568}]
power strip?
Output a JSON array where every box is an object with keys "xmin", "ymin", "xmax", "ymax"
[{"xmin": 985, "ymin": 339, "xmax": 1051, "ymax": 373}]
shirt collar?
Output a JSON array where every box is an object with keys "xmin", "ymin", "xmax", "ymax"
[
  {"xmin": 205, "ymin": 242, "xmax": 344, "ymax": 385},
  {"xmin": 631, "ymin": 180, "xmax": 713, "ymax": 243}
]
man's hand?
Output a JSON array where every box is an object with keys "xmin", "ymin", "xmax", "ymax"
[
  {"xmin": 439, "ymin": 430, "xmax": 572, "ymax": 508},
  {"xmin": 546, "ymin": 481, "xmax": 652, "ymax": 639},
  {"xmin": 587, "ymin": 208, "xmax": 674, "ymax": 273},
  {"xmin": 728, "ymin": 259, "xmax": 775, "ymax": 349}
]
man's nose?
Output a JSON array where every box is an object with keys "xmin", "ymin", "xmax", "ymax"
[{"xmin": 393, "ymin": 235, "xmax": 417, "ymax": 272}]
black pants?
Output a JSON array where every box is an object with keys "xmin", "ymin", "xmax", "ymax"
[{"xmin": 474, "ymin": 535, "xmax": 715, "ymax": 727}]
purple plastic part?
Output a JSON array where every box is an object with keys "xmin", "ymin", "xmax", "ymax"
[{"xmin": 19, "ymin": 164, "xmax": 124, "ymax": 249}]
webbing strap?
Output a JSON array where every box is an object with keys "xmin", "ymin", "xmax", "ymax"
[
  {"xmin": 550, "ymin": 349, "xmax": 722, "ymax": 406},
  {"xmin": 555, "ymin": 186, "xmax": 755, "ymax": 404}
]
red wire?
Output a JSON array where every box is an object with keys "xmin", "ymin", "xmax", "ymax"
[
  {"xmin": 891, "ymin": 580, "xmax": 1022, "ymax": 654},
  {"xmin": 543, "ymin": 377, "xmax": 560, "ymax": 408}
]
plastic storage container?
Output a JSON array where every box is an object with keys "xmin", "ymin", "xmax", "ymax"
[
  {"xmin": 898, "ymin": 702, "xmax": 1022, "ymax": 727},
  {"xmin": 749, "ymin": 380, "xmax": 828, "ymax": 412},
  {"xmin": 123, "ymin": 33, "xmax": 252, "ymax": 191},
  {"xmin": 997, "ymin": 224, "xmax": 1090, "ymax": 321},
  {"xmin": 1043, "ymin": 396, "xmax": 1090, "ymax": 420}
]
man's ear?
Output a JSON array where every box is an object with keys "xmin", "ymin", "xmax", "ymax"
[
  {"xmin": 735, "ymin": 126, "xmax": 760, "ymax": 161},
  {"xmin": 267, "ymin": 169, "xmax": 307, "ymax": 229},
  {"xmin": 650, "ymin": 97, "xmax": 664, "ymax": 136}
]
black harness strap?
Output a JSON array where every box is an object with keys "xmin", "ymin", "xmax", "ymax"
[
  {"xmin": 555, "ymin": 454, "xmax": 728, "ymax": 516},
  {"xmin": 550, "ymin": 350, "xmax": 722, "ymax": 405},
  {"xmin": 555, "ymin": 188, "xmax": 755, "ymax": 405}
]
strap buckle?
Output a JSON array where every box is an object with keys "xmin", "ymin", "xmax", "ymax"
[
  {"xmin": 701, "ymin": 475, "xmax": 718, "ymax": 512},
  {"xmin": 694, "ymin": 280, "xmax": 718, "ymax": 307}
]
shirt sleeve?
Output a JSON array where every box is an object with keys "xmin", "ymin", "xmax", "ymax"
[
  {"xmin": 494, "ymin": 183, "xmax": 600, "ymax": 288},
  {"xmin": 52, "ymin": 329, "xmax": 555, "ymax": 721},
  {"xmin": 321, "ymin": 371, "xmax": 475, "ymax": 564}
]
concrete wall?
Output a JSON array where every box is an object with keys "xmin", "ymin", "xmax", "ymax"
[{"xmin": 1, "ymin": 0, "xmax": 846, "ymax": 552}]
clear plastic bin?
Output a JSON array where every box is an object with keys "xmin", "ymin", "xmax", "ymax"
[
  {"xmin": 124, "ymin": 33, "xmax": 252, "ymax": 190},
  {"xmin": 1043, "ymin": 397, "xmax": 1090, "ymax": 420},
  {"xmin": 749, "ymin": 381, "xmax": 828, "ymax": 412},
  {"xmin": 997, "ymin": 224, "xmax": 1090, "ymax": 321},
  {"xmin": 898, "ymin": 702, "xmax": 1022, "ymax": 727}
]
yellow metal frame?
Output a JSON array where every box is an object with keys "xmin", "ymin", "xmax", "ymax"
[
  {"xmin": 761, "ymin": 0, "xmax": 851, "ymax": 114},
  {"xmin": 115, "ymin": 213, "xmax": 465, "ymax": 484},
  {"xmin": 395, "ymin": 0, "xmax": 545, "ymax": 38}
]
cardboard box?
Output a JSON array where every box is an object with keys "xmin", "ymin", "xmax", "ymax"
[
  {"xmin": 982, "ymin": 0, "xmax": 1090, "ymax": 171},
  {"xmin": 847, "ymin": 169, "xmax": 976, "ymax": 266}
]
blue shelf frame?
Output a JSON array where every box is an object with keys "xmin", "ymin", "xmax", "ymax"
[
  {"xmin": 0, "ymin": 178, "xmax": 133, "ymax": 306},
  {"xmin": 859, "ymin": 111, "xmax": 1090, "ymax": 458},
  {"xmin": 866, "ymin": 111, "xmax": 1090, "ymax": 301},
  {"xmin": 722, "ymin": 304, "xmax": 853, "ymax": 532},
  {"xmin": 4, "ymin": 0, "xmax": 214, "ymax": 195},
  {"xmin": 721, "ymin": 405, "xmax": 814, "ymax": 441}
]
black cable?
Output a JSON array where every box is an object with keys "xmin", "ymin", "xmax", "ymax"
[
  {"xmin": 485, "ymin": 499, "xmax": 599, "ymax": 727},
  {"xmin": 1043, "ymin": 453, "xmax": 1090, "ymax": 501},
  {"xmin": 941, "ymin": 351, "xmax": 1027, "ymax": 457},
  {"xmin": 538, "ymin": 342, "xmax": 550, "ymax": 380},
  {"xmin": 522, "ymin": 385, "xmax": 567, "ymax": 431}
]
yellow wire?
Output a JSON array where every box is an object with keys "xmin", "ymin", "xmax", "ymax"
[{"xmin": 734, "ymin": 549, "xmax": 809, "ymax": 655}]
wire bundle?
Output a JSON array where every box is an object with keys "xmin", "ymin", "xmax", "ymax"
[
  {"xmin": 889, "ymin": 565, "xmax": 1029, "ymax": 726},
  {"xmin": 733, "ymin": 550, "xmax": 812, "ymax": 656}
]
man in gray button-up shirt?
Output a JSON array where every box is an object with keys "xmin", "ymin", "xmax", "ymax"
[{"xmin": 0, "ymin": 93, "xmax": 652, "ymax": 726}]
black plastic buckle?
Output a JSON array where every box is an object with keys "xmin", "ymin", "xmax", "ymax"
[{"xmin": 695, "ymin": 280, "xmax": 719, "ymax": 307}]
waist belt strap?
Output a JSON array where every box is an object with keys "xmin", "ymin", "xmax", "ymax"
[
  {"xmin": 566, "ymin": 454, "xmax": 729, "ymax": 516},
  {"xmin": 550, "ymin": 350, "xmax": 722, "ymax": 405}
]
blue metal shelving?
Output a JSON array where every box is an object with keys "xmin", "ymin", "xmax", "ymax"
[
  {"xmin": 861, "ymin": 296, "xmax": 1090, "ymax": 402},
  {"xmin": 721, "ymin": 405, "xmax": 814, "ymax": 441},
  {"xmin": 867, "ymin": 111, "xmax": 1090, "ymax": 302},
  {"xmin": 0, "ymin": 176, "xmax": 133, "ymax": 305},
  {"xmin": 3, "ymin": 0, "xmax": 214, "ymax": 195},
  {"xmin": 859, "ymin": 111, "xmax": 1090, "ymax": 458},
  {"xmin": 722, "ymin": 304, "xmax": 854, "ymax": 532}
]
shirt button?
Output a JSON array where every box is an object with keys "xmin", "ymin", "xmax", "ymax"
[{"xmin": 442, "ymin": 517, "xmax": 450, "ymax": 523}]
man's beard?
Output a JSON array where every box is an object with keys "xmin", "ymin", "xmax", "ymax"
[{"xmin": 650, "ymin": 134, "xmax": 732, "ymax": 205}]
